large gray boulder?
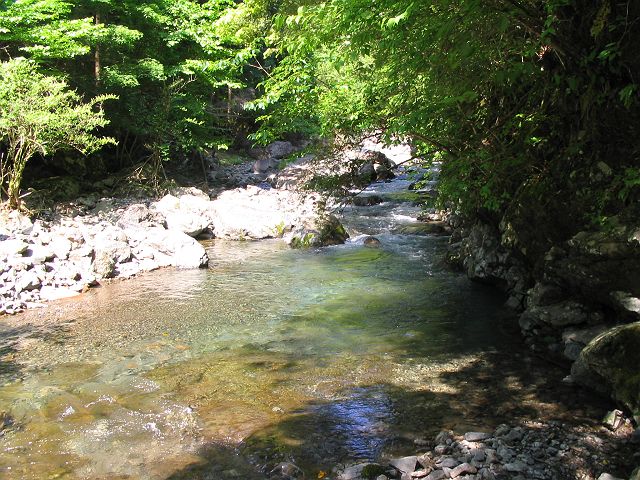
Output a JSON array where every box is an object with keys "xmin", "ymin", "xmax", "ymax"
[
  {"xmin": 266, "ymin": 140, "xmax": 296, "ymax": 159},
  {"xmin": 571, "ymin": 322, "xmax": 640, "ymax": 421}
]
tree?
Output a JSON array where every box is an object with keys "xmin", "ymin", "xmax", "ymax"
[
  {"xmin": 251, "ymin": 0, "xmax": 640, "ymax": 226},
  {"xmin": 0, "ymin": 58, "xmax": 115, "ymax": 208}
]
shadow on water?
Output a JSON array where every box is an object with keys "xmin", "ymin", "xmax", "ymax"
[
  {"xmin": 0, "ymin": 321, "xmax": 73, "ymax": 382},
  {"xmin": 164, "ymin": 340, "xmax": 633, "ymax": 480}
]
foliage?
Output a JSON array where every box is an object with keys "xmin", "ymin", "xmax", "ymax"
[
  {"xmin": 0, "ymin": 0, "xmax": 276, "ymax": 182},
  {"xmin": 251, "ymin": 0, "xmax": 640, "ymax": 240},
  {"xmin": 0, "ymin": 58, "xmax": 114, "ymax": 207}
]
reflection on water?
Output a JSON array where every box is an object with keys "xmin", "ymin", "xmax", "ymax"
[{"xmin": 0, "ymin": 179, "xmax": 518, "ymax": 479}]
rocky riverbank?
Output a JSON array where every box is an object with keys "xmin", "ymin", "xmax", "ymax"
[
  {"xmin": 328, "ymin": 422, "xmax": 638, "ymax": 480},
  {"xmin": 444, "ymin": 208, "xmax": 640, "ymax": 474},
  {"xmin": 0, "ymin": 183, "xmax": 348, "ymax": 314},
  {"xmin": 1, "ymin": 138, "xmax": 406, "ymax": 315}
]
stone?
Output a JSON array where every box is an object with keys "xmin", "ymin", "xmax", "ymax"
[
  {"xmin": 464, "ymin": 432, "xmax": 491, "ymax": 442},
  {"xmin": 117, "ymin": 203, "xmax": 166, "ymax": 228},
  {"xmin": 25, "ymin": 244, "xmax": 55, "ymax": 264},
  {"xmin": 434, "ymin": 445, "xmax": 449, "ymax": 455},
  {"xmin": 390, "ymin": 456, "xmax": 418, "ymax": 473},
  {"xmin": 288, "ymin": 215, "xmax": 349, "ymax": 248},
  {"xmin": 253, "ymin": 158, "xmax": 278, "ymax": 174},
  {"xmin": 50, "ymin": 237, "xmax": 72, "ymax": 260},
  {"xmin": 395, "ymin": 223, "xmax": 447, "ymax": 236},
  {"xmin": 571, "ymin": 322, "xmax": 640, "ymax": 420},
  {"xmin": 503, "ymin": 461, "xmax": 527, "ymax": 473},
  {"xmin": 434, "ymin": 431, "xmax": 453, "ymax": 445},
  {"xmin": 596, "ymin": 474, "xmax": 624, "ymax": 480},
  {"xmin": 339, "ymin": 463, "xmax": 375, "ymax": 480},
  {"xmin": 497, "ymin": 446, "xmax": 514, "ymax": 462},
  {"xmin": 436, "ymin": 457, "xmax": 458, "ymax": 468},
  {"xmin": 602, "ymin": 410, "xmax": 625, "ymax": 431},
  {"xmin": 92, "ymin": 249, "xmax": 116, "ymax": 278},
  {"xmin": 449, "ymin": 463, "xmax": 477, "ymax": 478},
  {"xmin": 270, "ymin": 462, "xmax": 303, "ymax": 479},
  {"xmin": 526, "ymin": 283, "xmax": 565, "ymax": 308},
  {"xmin": 353, "ymin": 195, "xmax": 384, "ymax": 207},
  {"xmin": 137, "ymin": 228, "xmax": 208, "ymax": 269},
  {"xmin": 502, "ymin": 427, "xmax": 524, "ymax": 443},
  {"xmin": 39, "ymin": 286, "xmax": 81, "ymax": 301},
  {"xmin": 610, "ymin": 291, "xmax": 640, "ymax": 319},
  {"xmin": 0, "ymin": 239, "xmax": 29, "ymax": 257},
  {"xmin": 363, "ymin": 236, "xmax": 382, "ymax": 247},
  {"xmin": 267, "ymin": 140, "xmax": 296, "ymax": 159},
  {"xmin": 210, "ymin": 187, "xmax": 330, "ymax": 242},
  {"xmin": 15, "ymin": 270, "xmax": 41, "ymax": 291},
  {"xmin": 153, "ymin": 194, "xmax": 212, "ymax": 237},
  {"xmin": 519, "ymin": 301, "xmax": 592, "ymax": 331},
  {"xmin": 424, "ymin": 471, "xmax": 446, "ymax": 480}
]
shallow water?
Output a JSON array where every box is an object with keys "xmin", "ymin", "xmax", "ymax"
[{"xmin": 0, "ymin": 177, "xmax": 590, "ymax": 479}]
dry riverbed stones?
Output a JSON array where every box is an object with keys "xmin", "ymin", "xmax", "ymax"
[{"xmin": 328, "ymin": 421, "xmax": 635, "ymax": 480}]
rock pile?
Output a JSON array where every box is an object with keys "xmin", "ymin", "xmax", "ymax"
[
  {"xmin": 1, "ymin": 186, "xmax": 348, "ymax": 314},
  {"xmin": 0, "ymin": 202, "xmax": 207, "ymax": 314},
  {"xmin": 334, "ymin": 423, "xmax": 635, "ymax": 480}
]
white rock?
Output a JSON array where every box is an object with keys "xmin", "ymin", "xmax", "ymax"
[
  {"xmin": 0, "ymin": 239, "xmax": 29, "ymax": 256},
  {"xmin": 39, "ymin": 286, "xmax": 81, "ymax": 301}
]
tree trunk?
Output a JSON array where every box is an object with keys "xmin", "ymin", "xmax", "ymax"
[{"xmin": 94, "ymin": 13, "xmax": 101, "ymax": 85}]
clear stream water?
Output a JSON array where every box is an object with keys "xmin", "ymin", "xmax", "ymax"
[{"xmin": 0, "ymin": 175, "xmax": 595, "ymax": 479}]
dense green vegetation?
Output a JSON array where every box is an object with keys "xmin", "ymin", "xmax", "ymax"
[
  {"xmin": 0, "ymin": 0, "xmax": 271, "ymax": 197},
  {"xmin": 255, "ymin": 1, "xmax": 639, "ymax": 215},
  {"xmin": 1, "ymin": 0, "xmax": 639, "ymax": 259}
]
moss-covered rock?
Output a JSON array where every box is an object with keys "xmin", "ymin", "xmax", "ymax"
[
  {"xmin": 288, "ymin": 214, "xmax": 349, "ymax": 248},
  {"xmin": 571, "ymin": 322, "xmax": 640, "ymax": 421}
]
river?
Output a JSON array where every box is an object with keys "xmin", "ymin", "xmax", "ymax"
[{"xmin": 0, "ymin": 173, "xmax": 604, "ymax": 479}]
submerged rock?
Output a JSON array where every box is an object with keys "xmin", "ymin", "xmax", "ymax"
[{"xmin": 363, "ymin": 236, "xmax": 381, "ymax": 247}]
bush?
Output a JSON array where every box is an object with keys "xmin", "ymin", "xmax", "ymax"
[{"xmin": 0, "ymin": 58, "xmax": 115, "ymax": 208}]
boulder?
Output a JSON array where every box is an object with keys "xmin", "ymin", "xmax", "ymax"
[
  {"xmin": 288, "ymin": 215, "xmax": 349, "ymax": 248},
  {"xmin": 152, "ymin": 194, "xmax": 212, "ymax": 237},
  {"xmin": 267, "ymin": 140, "xmax": 296, "ymax": 159},
  {"xmin": 363, "ymin": 236, "xmax": 382, "ymax": 247},
  {"xmin": 136, "ymin": 227, "xmax": 208, "ymax": 269},
  {"xmin": 518, "ymin": 301, "xmax": 592, "ymax": 331},
  {"xmin": 117, "ymin": 203, "xmax": 166, "ymax": 228},
  {"xmin": 571, "ymin": 322, "xmax": 640, "ymax": 420}
]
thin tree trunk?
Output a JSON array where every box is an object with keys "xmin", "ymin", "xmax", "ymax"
[{"xmin": 94, "ymin": 13, "xmax": 101, "ymax": 85}]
